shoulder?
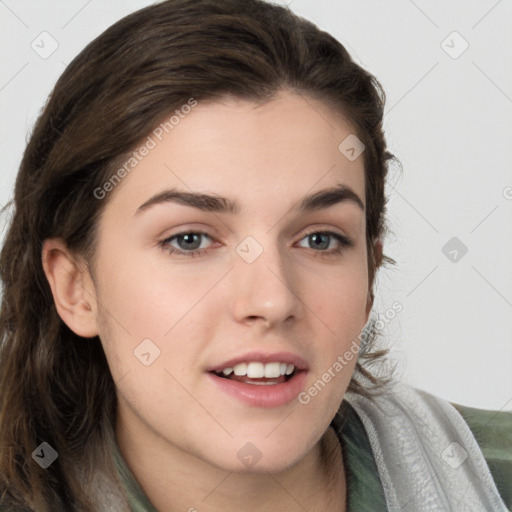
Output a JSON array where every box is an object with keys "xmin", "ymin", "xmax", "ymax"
[
  {"xmin": 346, "ymin": 382, "xmax": 511, "ymax": 510},
  {"xmin": 451, "ymin": 401, "xmax": 512, "ymax": 510}
]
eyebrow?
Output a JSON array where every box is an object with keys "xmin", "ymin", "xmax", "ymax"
[{"xmin": 135, "ymin": 183, "xmax": 365, "ymax": 216}]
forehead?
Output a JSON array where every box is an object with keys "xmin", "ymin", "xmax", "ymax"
[{"xmin": 101, "ymin": 90, "xmax": 366, "ymax": 219}]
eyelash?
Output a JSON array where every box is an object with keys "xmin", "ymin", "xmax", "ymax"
[{"xmin": 158, "ymin": 229, "xmax": 353, "ymax": 258}]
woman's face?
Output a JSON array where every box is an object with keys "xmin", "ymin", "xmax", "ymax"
[{"xmin": 89, "ymin": 90, "xmax": 371, "ymax": 473}]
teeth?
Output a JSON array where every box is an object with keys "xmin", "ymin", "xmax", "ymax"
[
  {"xmin": 220, "ymin": 362, "xmax": 296, "ymax": 378},
  {"xmin": 247, "ymin": 362, "xmax": 265, "ymax": 378},
  {"xmin": 233, "ymin": 363, "xmax": 247, "ymax": 376},
  {"xmin": 242, "ymin": 380, "xmax": 280, "ymax": 386},
  {"xmin": 264, "ymin": 362, "xmax": 281, "ymax": 378}
]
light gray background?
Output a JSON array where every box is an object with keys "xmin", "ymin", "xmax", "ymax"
[{"xmin": 1, "ymin": 0, "xmax": 511, "ymax": 411}]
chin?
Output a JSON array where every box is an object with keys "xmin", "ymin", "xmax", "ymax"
[{"xmin": 205, "ymin": 436, "xmax": 314, "ymax": 475}]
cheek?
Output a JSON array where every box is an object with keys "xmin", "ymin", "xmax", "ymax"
[
  {"xmin": 306, "ymin": 259, "xmax": 369, "ymax": 334},
  {"xmin": 94, "ymin": 247, "xmax": 202, "ymax": 336},
  {"xmin": 93, "ymin": 253, "xmax": 219, "ymax": 383}
]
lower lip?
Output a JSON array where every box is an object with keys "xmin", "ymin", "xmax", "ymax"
[{"xmin": 206, "ymin": 371, "xmax": 308, "ymax": 408}]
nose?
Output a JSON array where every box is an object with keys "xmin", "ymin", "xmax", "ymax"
[{"xmin": 229, "ymin": 237, "xmax": 301, "ymax": 328}]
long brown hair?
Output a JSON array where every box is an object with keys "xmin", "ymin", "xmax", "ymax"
[{"xmin": 0, "ymin": 0, "xmax": 398, "ymax": 509}]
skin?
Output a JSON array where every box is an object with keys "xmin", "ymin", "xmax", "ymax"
[{"xmin": 43, "ymin": 90, "xmax": 379, "ymax": 511}]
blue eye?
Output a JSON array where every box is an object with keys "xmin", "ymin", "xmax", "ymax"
[
  {"xmin": 298, "ymin": 231, "xmax": 352, "ymax": 254},
  {"xmin": 160, "ymin": 231, "xmax": 213, "ymax": 258},
  {"xmin": 159, "ymin": 230, "xmax": 352, "ymax": 258}
]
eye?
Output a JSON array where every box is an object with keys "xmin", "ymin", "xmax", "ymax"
[
  {"xmin": 159, "ymin": 231, "xmax": 214, "ymax": 258},
  {"xmin": 296, "ymin": 230, "xmax": 353, "ymax": 255}
]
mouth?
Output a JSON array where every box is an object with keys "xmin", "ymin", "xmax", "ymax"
[{"xmin": 205, "ymin": 354, "xmax": 309, "ymax": 408}]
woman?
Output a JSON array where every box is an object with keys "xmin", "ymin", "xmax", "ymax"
[{"xmin": 0, "ymin": 0, "xmax": 510, "ymax": 510}]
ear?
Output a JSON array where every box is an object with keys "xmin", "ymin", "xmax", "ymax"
[
  {"xmin": 373, "ymin": 237, "xmax": 384, "ymax": 269},
  {"xmin": 41, "ymin": 238, "xmax": 99, "ymax": 338},
  {"xmin": 365, "ymin": 237, "xmax": 384, "ymax": 318}
]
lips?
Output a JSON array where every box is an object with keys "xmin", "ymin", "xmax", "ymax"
[
  {"xmin": 206, "ymin": 369, "xmax": 308, "ymax": 408},
  {"xmin": 205, "ymin": 350, "xmax": 310, "ymax": 408}
]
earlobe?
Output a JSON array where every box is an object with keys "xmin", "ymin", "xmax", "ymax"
[{"xmin": 41, "ymin": 238, "xmax": 99, "ymax": 338}]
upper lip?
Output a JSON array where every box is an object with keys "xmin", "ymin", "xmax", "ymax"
[{"xmin": 206, "ymin": 351, "xmax": 309, "ymax": 373}]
